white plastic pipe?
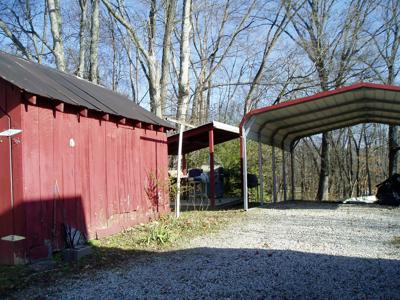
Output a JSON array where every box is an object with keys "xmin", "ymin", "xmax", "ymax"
[
  {"xmin": 175, "ymin": 124, "xmax": 184, "ymax": 218},
  {"xmin": 242, "ymin": 133, "xmax": 248, "ymax": 211}
]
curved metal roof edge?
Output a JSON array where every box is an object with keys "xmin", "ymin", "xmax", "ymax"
[{"xmin": 239, "ymin": 82, "xmax": 400, "ymax": 131}]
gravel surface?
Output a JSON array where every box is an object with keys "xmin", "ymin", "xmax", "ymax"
[{"xmin": 11, "ymin": 202, "xmax": 400, "ymax": 299}]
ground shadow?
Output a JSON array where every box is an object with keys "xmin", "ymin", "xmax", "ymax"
[
  {"xmin": 0, "ymin": 197, "xmax": 87, "ymax": 265},
  {"xmin": 8, "ymin": 246, "xmax": 400, "ymax": 299}
]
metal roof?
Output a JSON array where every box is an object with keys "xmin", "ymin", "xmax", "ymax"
[
  {"xmin": 0, "ymin": 51, "xmax": 172, "ymax": 128},
  {"xmin": 241, "ymin": 83, "xmax": 400, "ymax": 151},
  {"xmin": 168, "ymin": 121, "xmax": 239, "ymax": 155}
]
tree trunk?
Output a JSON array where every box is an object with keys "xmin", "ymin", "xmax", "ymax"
[
  {"xmin": 316, "ymin": 132, "xmax": 330, "ymax": 201},
  {"xmin": 301, "ymin": 150, "xmax": 305, "ymax": 199},
  {"xmin": 128, "ymin": 46, "xmax": 137, "ymax": 102},
  {"xmin": 355, "ymin": 145, "xmax": 360, "ymax": 197},
  {"xmin": 388, "ymin": 125, "xmax": 399, "ymax": 175},
  {"xmin": 348, "ymin": 130, "xmax": 354, "ymax": 197},
  {"xmin": 47, "ymin": 0, "xmax": 65, "ymax": 71},
  {"xmin": 160, "ymin": 0, "xmax": 176, "ymax": 117},
  {"xmin": 77, "ymin": 0, "xmax": 88, "ymax": 78},
  {"xmin": 176, "ymin": 0, "xmax": 192, "ymax": 122},
  {"xmin": 383, "ymin": 0, "xmax": 400, "ymax": 176},
  {"xmin": 191, "ymin": 63, "xmax": 206, "ymax": 124},
  {"xmin": 148, "ymin": 58, "xmax": 161, "ymax": 115},
  {"xmin": 205, "ymin": 79, "xmax": 212, "ymax": 123},
  {"xmin": 364, "ymin": 128, "xmax": 372, "ymax": 195},
  {"xmin": 89, "ymin": 0, "xmax": 99, "ymax": 83}
]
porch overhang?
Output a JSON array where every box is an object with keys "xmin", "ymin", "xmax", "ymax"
[{"xmin": 167, "ymin": 121, "xmax": 239, "ymax": 155}]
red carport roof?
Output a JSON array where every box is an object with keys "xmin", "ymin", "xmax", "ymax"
[
  {"xmin": 240, "ymin": 82, "xmax": 400, "ymax": 151},
  {"xmin": 168, "ymin": 121, "xmax": 239, "ymax": 155}
]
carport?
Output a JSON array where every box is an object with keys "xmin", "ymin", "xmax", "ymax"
[
  {"xmin": 168, "ymin": 121, "xmax": 240, "ymax": 208},
  {"xmin": 240, "ymin": 82, "xmax": 400, "ymax": 210}
]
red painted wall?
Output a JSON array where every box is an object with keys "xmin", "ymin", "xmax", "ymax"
[
  {"xmin": 0, "ymin": 79, "xmax": 169, "ymax": 264},
  {"xmin": 0, "ymin": 79, "xmax": 25, "ymax": 264}
]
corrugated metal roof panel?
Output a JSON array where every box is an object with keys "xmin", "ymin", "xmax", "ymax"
[
  {"xmin": 0, "ymin": 51, "xmax": 173, "ymax": 128},
  {"xmin": 241, "ymin": 83, "xmax": 400, "ymax": 150}
]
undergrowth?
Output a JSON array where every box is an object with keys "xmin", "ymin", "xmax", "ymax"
[{"xmin": 92, "ymin": 209, "xmax": 242, "ymax": 251}]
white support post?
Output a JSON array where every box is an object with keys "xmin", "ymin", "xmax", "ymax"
[
  {"xmin": 282, "ymin": 148, "xmax": 287, "ymax": 202},
  {"xmin": 258, "ymin": 136, "xmax": 264, "ymax": 206},
  {"xmin": 290, "ymin": 146, "xmax": 295, "ymax": 201},
  {"xmin": 175, "ymin": 124, "xmax": 185, "ymax": 218},
  {"xmin": 242, "ymin": 133, "xmax": 248, "ymax": 211},
  {"xmin": 242, "ymin": 117, "xmax": 255, "ymax": 211},
  {"xmin": 272, "ymin": 145, "xmax": 277, "ymax": 203}
]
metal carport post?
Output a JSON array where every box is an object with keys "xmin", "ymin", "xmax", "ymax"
[{"xmin": 241, "ymin": 117, "xmax": 255, "ymax": 211}]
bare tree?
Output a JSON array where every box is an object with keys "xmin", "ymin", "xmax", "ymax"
[
  {"xmin": 102, "ymin": 0, "xmax": 176, "ymax": 118},
  {"xmin": 0, "ymin": 19, "xmax": 32, "ymax": 60},
  {"xmin": 175, "ymin": 0, "xmax": 192, "ymax": 121},
  {"xmin": 160, "ymin": 0, "xmax": 177, "ymax": 114},
  {"xmin": 89, "ymin": 0, "xmax": 100, "ymax": 83},
  {"xmin": 188, "ymin": 0, "xmax": 256, "ymax": 124},
  {"xmin": 77, "ymin": 0, "xmax": 88, "ymax": 78},
  {"xmin": 284, "ymin": 0, "xmax": 374, "ymax": 200},
  {"xmin": 368, "ymin": 0, "xmax": 400, "ymax": 175},
  {"xmin": 47, "ymin": 0, "xmax": 65, "ymax": 70},
  {"xmin": 0, "ymin": 0, "xmax": 50, "ymax": 62},
  {"xmin": 243, "ymin": 0, "xmax": 301, "ymax": 114}
]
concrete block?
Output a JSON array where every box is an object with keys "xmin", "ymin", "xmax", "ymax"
[{"xmin": 62, "ymin": 245, "xmax": 93, "ymax": 262}]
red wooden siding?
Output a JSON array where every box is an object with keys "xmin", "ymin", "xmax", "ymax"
[
  {"xmin": 0, "ymin": 82, "xmax": 14, "ymax": 264},
  {"xmin": 0, "ymin": 79, "xmax": 25, "ymax": 264},
  {"xmin": 0, "ymin": 78, "xmax": 169, "ymax": 263}
]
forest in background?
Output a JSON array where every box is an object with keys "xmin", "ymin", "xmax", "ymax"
[{"xmin": 0, "ymin": 0, "xmax": 399, "ymax": 201}]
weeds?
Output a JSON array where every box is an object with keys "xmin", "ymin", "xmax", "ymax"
[
  {"xmin": 390, "ymin": 236, "xmax": 400, "ymax": 248},
  {"xmin": 0, "ymin": 265, "xmax": 30, "ymax": 294},
  {"xmin": 94, "ymin": 209, "xmax": 241, "ymax": 251},
  {"xmin": 139, "ymin": 221, "xmax": 172, "ymax": 246}
]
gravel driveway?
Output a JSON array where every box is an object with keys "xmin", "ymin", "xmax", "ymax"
[{"xmin": 12, "ymin": 202, "xmax": 400, "ymax": 299}]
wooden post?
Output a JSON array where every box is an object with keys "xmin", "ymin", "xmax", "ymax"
[
  {"xmin": 272, "ymin": 145, "xmax": 277, "ymax": 203},
  {"xmin": 182, "ymin": 154, "xmax": 187, "ymax": 176},
  {"xmin": 209, "ymin": 128, "xmax": 215, "ymax": 208},
  {"xmin": 175, "ymin": 124, "xmax": 185, "ymax": 218}
]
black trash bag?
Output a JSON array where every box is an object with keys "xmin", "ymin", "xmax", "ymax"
[{"xmin": 376, "ymin": 173, "xmax": 400, "ymax": 206}]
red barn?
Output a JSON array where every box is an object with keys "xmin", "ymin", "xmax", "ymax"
[{"xmin": 0, "ymin": 52, "xmax": 172, "ymax": 264}]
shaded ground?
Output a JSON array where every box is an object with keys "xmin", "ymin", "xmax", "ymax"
[{"xmin": 10, "ymin": 202, "xmax": 400, "ymax": 299}]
